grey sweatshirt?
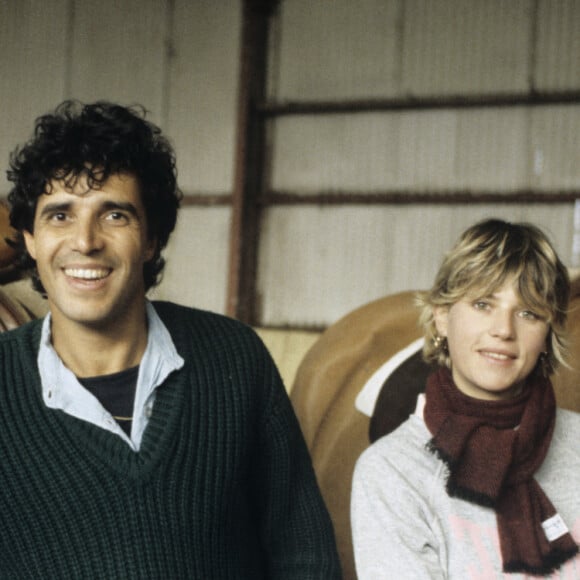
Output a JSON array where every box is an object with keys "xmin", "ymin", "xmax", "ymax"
[{"xmin": 351, "ymin": 397, "xmax": 580, "ymax": 579}]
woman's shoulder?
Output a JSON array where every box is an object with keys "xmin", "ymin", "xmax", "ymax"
[
  {"xmin": 356, "ymin": 415, "xmax": 437, "ymax": 479},
  {"xmin": 540, "ymin": 407, "xmax": 580, "ymax": 477},
  {"xmin": 555, "ymin": 407, "xmax": 580, "ymax": 439},
  {"xmin": 369, "ymin": 413, "xmax": 429, "ymax": 448}
]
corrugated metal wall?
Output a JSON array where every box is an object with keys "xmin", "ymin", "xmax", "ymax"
[
  {"xmin": 258, "ymin": 0, "xmax": 580, "ymax": 327},
  {"xmin": 0, "ymin": 0, "xmax": 240, "ymax": 315},
  {"xmin": 1, "ymin": 0, "xmax": 578, "ymax": 327}
]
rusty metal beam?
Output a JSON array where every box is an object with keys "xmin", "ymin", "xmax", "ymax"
[
  {"xmin": 226, "ymin": 0, "xmax": 278, "ymax": 322},
  {"xmin": 258, "ymin": 189, "xmax": 580, "ymax": 206},
  {"xmin": 257, "ymin": 91, "xmax": 580, "ymax": 117}
]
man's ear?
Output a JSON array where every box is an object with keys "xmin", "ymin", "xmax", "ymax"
[
  {"xmin": 433, "ymin": 306, "xmax": 449, "ymax": 337},
  {"xmin": 145, "ymin": 237, "xmax": 157, "ymax": 262},
  {"xmin": 22, "ymin": 230, "xmax": 37, "ymax": 260}
]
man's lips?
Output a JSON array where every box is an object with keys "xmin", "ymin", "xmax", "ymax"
[{"xmin": 63, "ymin": 267, "xmax": 111, "ymax": 280}]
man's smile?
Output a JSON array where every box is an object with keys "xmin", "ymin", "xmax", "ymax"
[{"xmin": 63, "ymin": 267, "xmax": 112, "ymax": 280}]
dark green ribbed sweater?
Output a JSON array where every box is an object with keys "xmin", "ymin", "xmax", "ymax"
[{"xmin": 0, "ymin": 301, "xmax": 341, "ymax": 579}]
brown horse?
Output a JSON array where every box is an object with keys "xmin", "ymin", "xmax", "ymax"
[{"xmin": 0, "ymin": 202, "xmax": 36, "ymax": 328}]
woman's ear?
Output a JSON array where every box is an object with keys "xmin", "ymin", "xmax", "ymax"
[{"xmin": 433, "ymin": 306, "xmax": 449, "ymax": 337}]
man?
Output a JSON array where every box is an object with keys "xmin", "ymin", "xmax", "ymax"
[{"xmin": 2, "ymin": 101, "xmax": 341, "ymax": 578}]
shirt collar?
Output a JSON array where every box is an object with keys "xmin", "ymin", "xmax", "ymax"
[{"xmin": 37, "ymin": 300, "xmax": 184, "ymax": 450}]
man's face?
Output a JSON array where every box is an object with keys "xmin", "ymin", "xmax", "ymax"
[{"xmin": 23, "ymin": 173, "xmax": 155, "ymax": 335}]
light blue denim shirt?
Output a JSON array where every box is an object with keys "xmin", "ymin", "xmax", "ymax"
[{"xmin": 37, "ymin": 301, "xmax": 184, "ymax": 451}]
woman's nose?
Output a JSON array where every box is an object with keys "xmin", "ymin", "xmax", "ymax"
[{"xmin": 490, "ymin": 310, "xmax": 515, "ymax": 339}]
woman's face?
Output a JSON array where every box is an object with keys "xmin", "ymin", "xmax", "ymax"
[{"xmin": 434, "ymin": 279, "xmax": 549, "ymax": 400}]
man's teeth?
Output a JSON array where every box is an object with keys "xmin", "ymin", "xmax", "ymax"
[{"xmin": 64, "ymin": 268, "xmax": 109, "ymax": 280}]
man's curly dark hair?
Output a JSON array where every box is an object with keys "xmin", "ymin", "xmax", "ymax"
[{"xmin": 6, "ymin": 100, "xmax": 182, "ymax": 293}]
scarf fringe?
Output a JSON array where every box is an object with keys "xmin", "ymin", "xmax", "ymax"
[
  {"xmin": 503, "ymin": 546, "xmax": 579, "ymax": 577},
  {"xmin": 425, "ymin": 440, "xmax": 455, "ymax": 467},
  {"xmin": 426, "ymin": 440, "xmax": 496, "ymax": 508},
  {"xmin": 446, "ymin": 481, "xmax": 496, "ymax": 509}
]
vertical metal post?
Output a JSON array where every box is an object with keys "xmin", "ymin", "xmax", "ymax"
[{"xmin": 227, "ymin": 0, "xmax": 276, "ymax": 323}]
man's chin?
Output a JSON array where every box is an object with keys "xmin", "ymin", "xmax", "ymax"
[{"xmin": 50, "ymin": 305, "xmax": 118, "ymax": 331}]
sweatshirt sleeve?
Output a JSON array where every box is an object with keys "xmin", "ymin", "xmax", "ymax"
[
  {"xmin": 255, "ymin": 351, "xmax": 342, "ymax": 579},
  {"xmin": 351, "ymin": 438, "xmax": 446, "ymax": 580}
]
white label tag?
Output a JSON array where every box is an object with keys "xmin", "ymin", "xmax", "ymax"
[{"xmin": 542, "ymin": 514, "xmax": 569, "ymax": 542}]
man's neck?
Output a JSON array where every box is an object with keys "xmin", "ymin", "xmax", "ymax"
[{"xmin": 49, "ymin": 311, "xmax": 149, "ymax": 378}]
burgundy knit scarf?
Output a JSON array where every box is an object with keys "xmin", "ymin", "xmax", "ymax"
[{"xmin": 424, "ymin": 367, "xmax": 578, "ymax": 575}]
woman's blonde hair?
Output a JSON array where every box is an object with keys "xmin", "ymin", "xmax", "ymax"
[{"xmin": 416, "ymin": 219, "xmax": 570, "ymax": 375}]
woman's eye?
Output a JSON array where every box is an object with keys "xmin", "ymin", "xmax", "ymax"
[
  {"xmin": 473, "ymin": 301, "xmax": 489, "ymax": 310},
  {"xmin": 520, "ymin": 310, "xmax": 539, "ymax": 320}
]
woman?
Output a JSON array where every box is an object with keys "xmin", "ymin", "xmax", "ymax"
[{"xmin": 351, "ymin": 219, "xmax": 580, "ymax": 578}]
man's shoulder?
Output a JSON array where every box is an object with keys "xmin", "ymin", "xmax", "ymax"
[
  {"xmin": 151, "ymin": 300, "xmax": 248, "ymax": 328},
  {"xmin": 0, "ymin": 318, "xmax": 42, "ymax": 346},
  {"xmin": 150, "ymin": 301, "xmax": 276, "ymax": 386},
  {"xmin": 151, "ymin": 301, "xmax": 261, "ymax": 345}
]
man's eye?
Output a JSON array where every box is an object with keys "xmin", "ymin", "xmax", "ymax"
[
  {"xmin": 50, "ymin": 212, "xmax": 68, "ymax": 222},
  {"xmin": 105, "ymin": 211, "xmax": 128, "ymax": 222}
]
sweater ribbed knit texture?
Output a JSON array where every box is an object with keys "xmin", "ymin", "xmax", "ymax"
[{"xmin": 0, "ymin": 301, "xmax": 341, "ymax": 579}]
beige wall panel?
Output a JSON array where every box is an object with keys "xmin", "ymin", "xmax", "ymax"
[
  {"xmin": 396, "ymin": 110, "xmax": 458, "ymax": 190},
  {"xmin": 270, "ymin": 0, "xmax": 546, "ymax": 101},
  {"xmin": 530, "ymin": 105, "xmax": 580, "ymax": 189},
  {"xmin": 151, "ymin": 206, "xmax": 231, "ymax": 314},
  {"xmin": 270, "ymin": 0, "xmax": 400, "ymax": 100},
  {"xmin": 258, "ymin": 204, "xmax": 573, "ymax": 327},
  {"xmin": 454, "ymin": 108, "xmax": 528, "ymax": 190},
  {"xmin": 69, "ymin": 0, "xmax": 167, "ymax": 120},
  {"xmin": 535, "ymin": 0, "xmax": 580, "ymax": 90},
  {"xmin": 269, "ymin": 114, "xmax": 399, "ymax": 192},
  {"xmin": 270, "ymin": 108, "xmax": 560, "ymax": 193},
  {"xmin": 167, "ymin": 0, "xmax": 241, "ymax": 194},
  {"xmin": 255, "ymin": 328, "xmax": 320, "ymax": 392},
  {"xmin": 402, "ymin": 0, "xmax": 531, "ymax": 95},
  {"xmin": 0, "ymin": 0, "xmax": 68, "ymax": 194}
]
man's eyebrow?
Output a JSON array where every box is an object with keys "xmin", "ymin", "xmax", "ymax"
[
  {"xmin": 38, "ymin": 202, "xmax": 72, "ymax": 218},
  {"xmin": 38, "ymin": 200, "xmax": 141, "ymax": 218},
  {"xmin": 101, "ymin": 201, "xmax": 140, "ymax": 217}
]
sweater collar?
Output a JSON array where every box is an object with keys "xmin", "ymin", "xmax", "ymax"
[{"xmin": 37, "ymin": 300, "xmax": 184, "ymax": 451}]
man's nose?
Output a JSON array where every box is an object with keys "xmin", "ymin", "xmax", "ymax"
[{"xmin": 72, "ymin": 216, "xmax": 104, "ymax": 253}]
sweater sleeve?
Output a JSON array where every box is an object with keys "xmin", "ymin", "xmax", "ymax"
[
  {"xmin": 351, "ymin": 437, "xmax": 446, "ymax": 580},
  {"xmin": 254, "ymin": 351, "xmax": 342, "ymax": 579}
]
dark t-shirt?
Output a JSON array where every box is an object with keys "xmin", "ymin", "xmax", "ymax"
[{"xmin": 79, "ymin": 366, "xmax": 138, "ymax": 436}]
